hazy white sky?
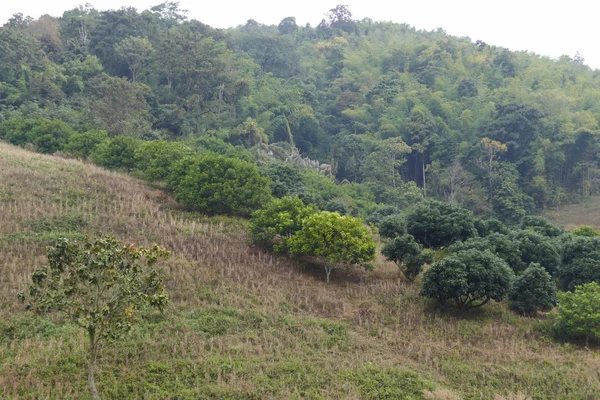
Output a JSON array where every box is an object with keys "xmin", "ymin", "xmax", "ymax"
[{"xmin": 2, "ymin": 0, "xmax": 598, "ymax": 69}]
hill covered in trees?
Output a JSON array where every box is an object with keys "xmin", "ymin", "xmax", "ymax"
[{"xmin": 2, "ymin": 2, "xmax": 600, "ymax": 220}]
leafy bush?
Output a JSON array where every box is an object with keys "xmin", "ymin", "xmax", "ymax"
[
  {"xmin": 508, "ymin": 230, "xmax": 560, "ymax": 275},
  {"xmin": 91, "ymin": 136, "xmax": 142, "ymax": 171},
  {"xmin": 509, "ymin": 263, "xmax": 556, "ymax": 315},
  {"xmin": 405, "ymin": 199, "xmax": 476, "ymax": 248},
  {"xmin": 288, "ymin": 211, "xmax": 376, "ymax": 282},
  {"xmin": 365, "ymin": 206, "xmax": 400, "ymax": 226},
  {"xmin": 557, "ymin": 235, "xmax": 600, "ymax": 291},
  {"xmin": 572, "ymin": 225, "xmax": 600, "ymax": 237},
  {"xmin": 520, "ymin": 215, "xmax": 563, "ymax": 237},
  {"xmin": 474, "ymin": 217, "xmax": 508, "ymax": 237},
  {"xmin": 170, "ymin": 154, "xmax": 271, "ymax": 216},
  {"xmin": 30, "ymin": 120, "xmax": 74, "ymax": 154},
  {"xmin": 377, "ymin": 214, "xmax": 405, "ymax": 239},
  {"xmin": 64, "ymin": 130, "xmax": 109, "ymax": 159},
  {"xmin": 250, "ymin": 196, "xmax": 317, "ymax": 251},
  {"xmin": 382, "ymin": 234, "xmax": 434, "ymax": 280},
  {"xmin": 450, "ymin": 233, "xmax": 522, "ymax": 272},
  {"xmin": 260, "ymin": 162, "xmax": 304, "ymax": 198},
  {"xmin": 554, "ymin": 282, "xmax": 600, "ymax": 345},
  {"xmin": 134, "ymin": 140, "xmax": 193, "ymax": 181},
  {"xmin": 0, "ymin": 118, "xmax": 39, "ymax": 145},
  {"xmin": 421, "ymin": 249, "xmax": 515, "ymax": 309}
]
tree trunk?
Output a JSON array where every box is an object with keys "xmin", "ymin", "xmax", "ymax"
[
  {"xmin": 422, "ymin": 157, "xmax": 427, "ymax": 197},
  {"xmin": 88, "ymin": 330, "xmax": 100, "ymax": 400},
  {"xmin": 324, "ymin": 265, "xmax": 332, "ymax": 283}
]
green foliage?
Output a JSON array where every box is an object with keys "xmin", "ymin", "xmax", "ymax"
[
  {"xmin": 260, "ymin": 162, "xmax": 304, "ymax": 198},
  {"xmin": 405, "ymin": 199, "xmax": 476, "ymax": 248},
  {"xmin": 64, "ymin": 130, "xmax": 109, "ymax": 159},
  {"xmin": 508, "ymin": 229, "xmax": 560, "ymax": 275},
  {"xmin": 170, "ymin": 153, "xmax": 271, "ymax": 216},
  {"xmin": 378, "ymin": 214, "xmax": 406, "ymax": 239},
  {"xmin": 509, "ymin": 263, "xmax": 556, "ymax": 315},
  {"xmin": 421, "ymin": 249, "xmax": 515, "ymax": 309},
  {"xmin": 571, "ymin": 225, "xmax": 600, "ymax": 237},
  {"xmin": 382, "ymin": 234, "xmax": 434, "ymax": 280},
  {"xmin": 520, "ymin": 215, "xmax": 564, "ymax": 237},
  {"xmin": 474, "ymin": 218, "xmax": 509, "ymax": 236},
  {"xmin": 554, "ymin": 282, "xmax": 600, "ymax": 344},
  {"xmin": 557, "ymin": 235, "xmax": 600, "ymax": 291},
  {"xmin": 133, "ymin": 140, "xmax": 193, "ymax": 181},
  {"xmin": 90, "ymin": 136, "xmax": 141, "ymax": 171},
  {"xmin": 30, "ymin": 119, "xmax": 75, "ymax": 154},
  {"xmin": 288, "ymin": 211, "xmax": 376, "ymax": 281},
  {"xmin": 20, "ymin": 235, "xmax": 169, "ymax": 399},
  {"xmin": 250, "ymin": 196, "xmax": 317, "ymax": 251}
]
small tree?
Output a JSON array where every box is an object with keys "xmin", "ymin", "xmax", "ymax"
[
  {"xmin": 170, "ymin": 154, "xmax": 272, "ymax": 216},
  {"xmin": 405, "ymin": 199, "xmax": 476, "ymax": 248},
  {"xmin": 572, "ymin": 225, "xmax": 600, "ymax": 237},
  {"xmin": 421, "ymin": 249, "xmax": 515, "ymax": 309},
  {"xmin": 509, "ymin": 230, "xmax": 560, "ymax": 275},
  {"xmin": 250, "ymin": 196, "xmax": 317, "ymax": 252},
  {"xmin": 509, "ymin": 263, "xmax": 556, "ymax": 315},
  {"xmin": 378, "ymin": 214, "xmax": 405, "ymax": 239},
  {"xmin": 288, "ymin": 211, "xmax": 376, "ymax": 282},
  {"xmin": 554, "ymin": 282, "xmax": 600, "ymax": 345},
  {"xmin": 19, "ymin": 236, "xmax": 170, "ymax": 400},
  {"xmin": 557, "ymin": 236, "xmax": 600, "ymax": 291},
  {"xmin": 382, "ymin": 234, "xmax": 433, "ymax": 281},
  {"xmin": 133, "ymin": 140, "xmax": 193, "ymax": 181}
]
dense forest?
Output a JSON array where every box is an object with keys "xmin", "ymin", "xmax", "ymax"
[{"xmin": 2, "ymin": 2, "xmax": 600, "ymax": 220}]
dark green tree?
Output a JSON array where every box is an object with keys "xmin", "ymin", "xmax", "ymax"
[
  {"xmin": 509, "ymin": 263, "xmax": 556, "ymax": 315},
  {"xmin": 421, "ymin": 249, "xmax": 515, "ymax": 309}
]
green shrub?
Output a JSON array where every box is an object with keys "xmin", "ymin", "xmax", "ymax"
[
  {"xmin": 508, "ymin": 230, "xmax": 560, "ymax": 275},
  {"xmin": 170, "ymin": 154, "xmax": 271, "ymax": 216},
  {"xmin": 382, "ymin": 234, "xmax": 433, "ymax": 281},
  {"xmin": 378, "ymin": 214, "xmax": 405, "ymax": 239},
  {"xmin": 509, "ymin": 263, "xmax": 556, "ymax": 315},
  {"xmin": 64, "ymin": 130, "xmax": 109, "ymax": 158},
  {"xmin": 520, "ymin": 215, "xmax": 564, "ymax": 237},
  {"xmin": 260, "ymin": 162, "xmax": 304, "ymax": 198},
  {"xmin": 134, "ymin": 140, "xmax": 193, "ymax": 181},
  {"xmin": 288, "ymin": 211, "xmax": 376, "ymax": 282},
  {"xmin": 557, "ymin": 235, "xmax": 600, "ymax": 291},
  {"xmin": 421, "ymin": 249, "xmax": 515, "ymax": 309},
  {"xmin": 571, "ymin": 225, "xmax": 600, "ymax": 237},
  {"xmin": 250, "ymin": 196, "xmax": 317, "ymax": 251},
  {"xmin": 554, "ymin": 282, "xmax": 600, "ymax": 345},
  {"xmin": 405, "ymin": 199, "xmax": 477, "ymax": 248},
  {"xmin": 91, "ymin": 136, "xmax": 141, "ymax": 171},
  {"xmin": 30, "ymin": 120, "xmax": 74, "ymax": 154}
]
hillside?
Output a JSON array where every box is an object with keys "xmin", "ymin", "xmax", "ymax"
[
  {"xmin": 2, "ymin": 4, "xmax": 600, "ymax": 222},
  {"xmin": 1, "ymin": 144, "xmax": 599, "ymax": 399}
]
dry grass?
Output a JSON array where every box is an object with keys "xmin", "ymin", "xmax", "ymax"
[
  {"xmin": 544, "ymin": 196, "xmax": 600, "ymax": 230},
  {"xmin": 1, "ymin": 142, "xmax": 599, "ymax": 399}
]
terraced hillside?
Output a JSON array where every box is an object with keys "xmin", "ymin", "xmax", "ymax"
[{"xmin": 0, "ymin": 143, "xmax": 598, "ymax": 399}]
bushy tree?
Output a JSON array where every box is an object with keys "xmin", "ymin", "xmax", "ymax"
[
  {"xmin": 19, "ymin": 235, "xmax": 170, "ymax": 400},
  {"xmin": 554, "ymin": 282, "xmax": 600, "ymax": 345},
  {"xmin": 378, "ymin": 214, "xmax": 405, "ymax": 239},
  {"xmin": 288, "ymin": 211, "xmax": 376, "ymax": 282},
  {"xmin": 64, "ymin": 130, "xmax": 109, "ymax": 159},
  {"xmin": 90, "ymin": 136, "xmax": 141, "ymax": 171},
  {"xmin": 30, "ymin": 119, "xmax": 74, "ymax": 154},
  {"xmin": 250, "ymin": 196, "xmax": 317, "ymax": 251},
  {"xmin": 509, "ymin": 263, "xmax": 556, "ymax": 315},
  {"xmin": 572, "ymin": 225, "xmax": 600, "ymax": 237},
  {"xmin": 508, "ymin": 230, "xmax": 560, "ymax": 275},
  {"xmin": 474, "ymin": 217, "xmax": 508, "ymax": 237},
  {"xmin": 421, "ymin": 249, "xmax": 515, "ymax": 309},
  {"xmin": 405, "ymin": 199, "xmax": 476, "ymax": 248},
  {"xmin": 260, "ymin": 162, "xmax": 304, "ymax": 198},
  {"xmin": 133, "ymin": 140, "xmax": 193, "ymax": 181},
  {"xmin": 382, "ymin": 234, "xmax": 433, "ymax": 280},
  {"xmin": 520, "ymin": 215, "xmax": 563, "ymax": 237},
  {"xmin": 170, "ymin": 154, "xmax": 271, "ymax": 216},
  {"xmin": 557, "ymin": 236, "xmax": 600, "ymax": 291},
  {"xmin": 365, "ymin": 206, "xmax": 400, "ymax": 226}
]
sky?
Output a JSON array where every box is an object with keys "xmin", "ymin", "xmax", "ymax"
[{"xmin": 1, "ymin": 0, "xmax": 598, "ymax": 69}]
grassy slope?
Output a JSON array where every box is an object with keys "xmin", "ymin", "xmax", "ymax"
[
  {"xmin": 0, "ymin": 143, "xmax": 599, "ymax": 400},
  {"xmin": 545, "ymin": 197, "xmax": 600, "ymax": 230}
]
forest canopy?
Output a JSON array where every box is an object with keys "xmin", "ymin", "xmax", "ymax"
[{"xmin": 1, "ymin": 2, "xmax": 600, "ymax": 219}]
